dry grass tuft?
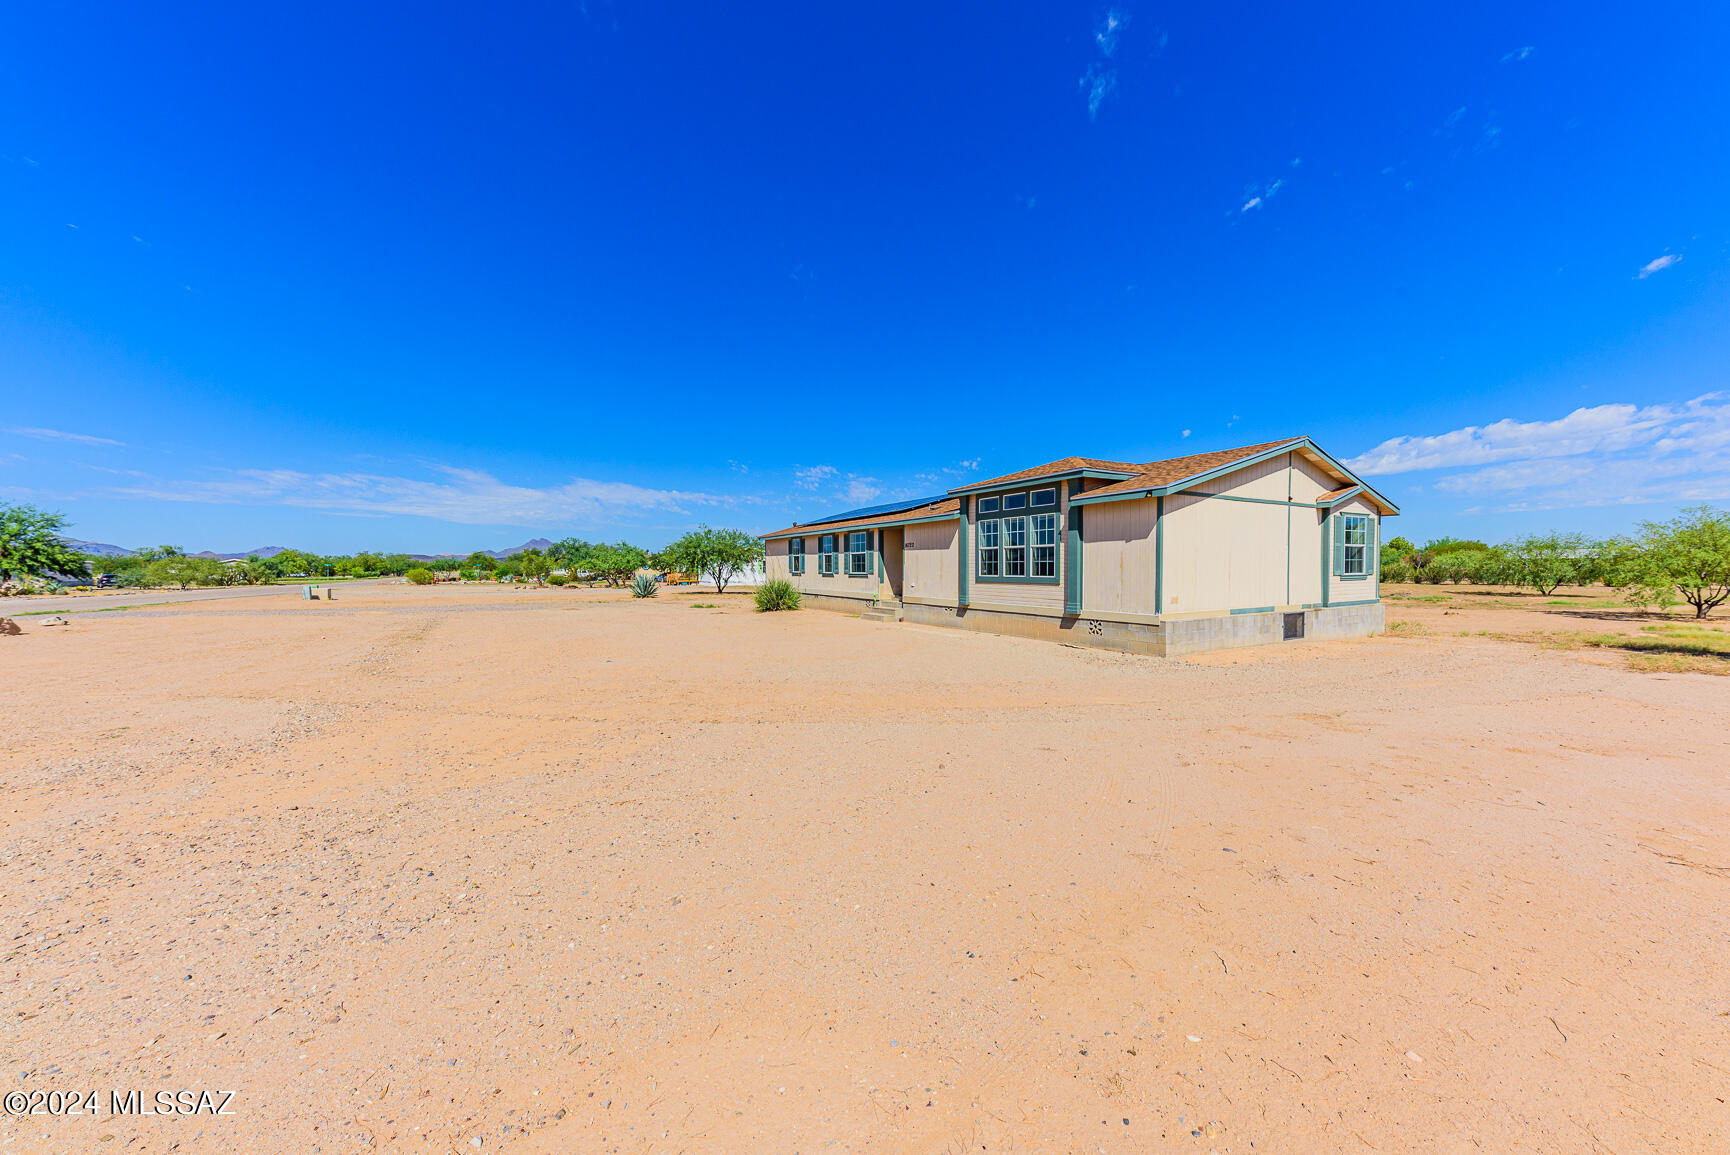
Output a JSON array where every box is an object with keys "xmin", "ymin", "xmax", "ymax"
[{"xmin": 1383, "ymin": 620, "xmax": 1431, "ymax": 637}]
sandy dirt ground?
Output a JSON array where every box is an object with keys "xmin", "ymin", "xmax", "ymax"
[{"xmin": 3, "ymin": 582, "xmax": 1728, "ymax": 1153}]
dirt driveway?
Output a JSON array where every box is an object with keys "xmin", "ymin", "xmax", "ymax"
[{"xmin": 3, "ymin": 583, "xmax": 1726, "ymax": 1152}]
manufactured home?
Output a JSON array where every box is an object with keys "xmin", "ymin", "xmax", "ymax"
[{"xmin": 761, "ymin": 438, "xmax": 1398, "ymax": 656}]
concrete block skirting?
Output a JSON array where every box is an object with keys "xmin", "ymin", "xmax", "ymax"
[
  {"xmin": 795, "ymin": 591, "xmax": 879, "ymax": 615},
  {"xmin": 798, "ymin": 591, "xmax": 1386, "ymax": 657}
]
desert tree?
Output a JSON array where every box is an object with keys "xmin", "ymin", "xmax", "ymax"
[
  {"xmin": 146, "ymin": 555, "xmax": 227, "ymax": 589},
  {"xmin": 587, "ymin": 542, "xmax": 649, "ymax": 586},
  {"xmin": 661, "ymin": 526, "xmax": 764, "ymax": 595},
  {"xmin": 1499, "ymin": 533, "xmax": 1593, "ymax": 596},
  {"xmin": 1610, "ymin": 505, "xmax": 1730, "ymax": 618},
  {"xmin": 0, "ymin": 503, "xmax": 91, "ymax": 584},
  {"xmin": 510, "ymin": 548, "xmax": 554, "ymax": 585}
]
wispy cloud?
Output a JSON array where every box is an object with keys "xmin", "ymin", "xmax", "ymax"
[
  {"xmin": 107, "ymin": 465, "xmax": 738, "ymax": 527},
  {"xmin": 1240, "ymin": 178, "xmax": 1284, "ymax": 212},
  {"xmin": 1346, "ymin": 394, "xmax": 1730, "ymax": 511},
  {"xmin": 839, "ymin": 477, "xmax": 882, "ymax": 504},
  {"xmin": 1500, "ymin": 45, "xmax": 1535, "ymax": 63},
  {"xmin": 1095, "ymin": 9, "xmax": 1127, "ymax": 56},
  {"xmin": 1080, "ymin": 9, "xmax": 1129, "ymax": 120},
  {"xmin": 4, "ymin": 425, "xmax": 124, "ymax": 447},
  {"xmin": 1081, "ymin": 65, "xmax": 1117, "ymax": 120},
  {"xmin": 1637, "ymin": 254, "xmax": 1681, "ymax": 279},
  {"xmin": 794, "ymin": 465, "xmax": 838, "ymax": 490}
]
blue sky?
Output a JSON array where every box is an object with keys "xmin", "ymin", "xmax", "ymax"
[{"xmin": 2, "ymin": 1, "xmax": 1727, "ymax": 552}]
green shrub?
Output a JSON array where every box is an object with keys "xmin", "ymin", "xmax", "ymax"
[
  {"xmin": 630, "ymin": 573, "xmax": 659, "ymax": 598},
  {"xmin": 405, "ymin": 568, "xmax": 435, "ymax": 585},
  {"xmin": 547, "ymin": 573, "xmax": 569, "ymax": 586},
  {"xmin": 754, "ymin": 579, "xmax": 801, "ymax": 612}
]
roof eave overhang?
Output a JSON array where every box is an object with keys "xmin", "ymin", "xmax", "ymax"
[
  {"xmin": 1069, "ymin": 438, "xmax": 1401, "ymax": 515},
  {"xmin": 1316, "ymin": 485, "xmax": 1364, "ymax": 508},
  {"xmin": 947, "ymin": 467, "xmax": 1138, "ymax": 498},
  {"xmin": 760, "ymin": 509, "xmax": 960, "ymax": 541}
]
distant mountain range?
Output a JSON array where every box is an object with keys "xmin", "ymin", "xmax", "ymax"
[{"xmin": 62, "ymin": 538, "xmax": 557, "ymax": 562}]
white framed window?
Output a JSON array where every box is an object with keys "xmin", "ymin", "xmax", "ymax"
[
  {"xmin": 977, "ymin": 518, "xmax": 1001, "ymax": 576},
  {"xmin": 787, "ymin": 537, "xmax": 805, "ymax": 575},
  {"xmin": 846, "ymin": 531, "xmax": 870, "ymax": 576},
  {"xmin": 1003, "ymin": 515, "xmax": 1028, "ymax": 576},
  {"xmin": 819, "ymin": 534, "xmax": 838, "ymax": 576},
  {"xmin": 1342, "ymin": 515, "xmax": 1368, "ymax": 576},
  {"xmin": 975, "ymin": 488, "xmax": 1061, "ymax": 583},
  {"xmin": 1032, "ymin": 512, "xmax": 1058, "ymax": 577}
]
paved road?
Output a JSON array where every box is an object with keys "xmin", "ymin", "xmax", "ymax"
[{"xmin": 3, "ymin": 581, "xmax": 384, "ymax": 615}]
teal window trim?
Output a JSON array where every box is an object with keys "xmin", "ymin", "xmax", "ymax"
[
  {"xmin": 787, "ymin": 537, "xmax": 806, "ymax": 576},
  {"xmin": 818, "ymin": 533, "xmax": 839, "ymax": 577},
  {"xmin": 975, "ymin": 491, "xmax": 1063, "ymax": 585},
  {"xmin": 1154, "ymin": 496, "xmax": 1165, "ymax": 614},
  {"xmin": 1319, "ymin": 513, "xmax": 1330, "ymax": 607},
  {"xmin": 1064, "ymin": 479, "xmax": 1083, "ymax": 615},
  {"xmin": 957, "ymin": 498, "xmax": 971, "ymax": 607},
  {"xmin": 845, "ymin": 531, "xmax": 870, "ymax": 577},
  {"xmin": 1341, "ymin": 514, "xmax": 1369, "ymax": 576}
]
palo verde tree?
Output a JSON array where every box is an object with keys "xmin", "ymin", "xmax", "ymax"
[
  {"xmin": 509, "ymin": 548, "xmax": 554, "ymax": 585},
  {"xmin": 0, "ymin": 503, "xmax": 91, "ymax": 583},
  {"xmin": 661, "ymin": 525, "xmax": 764, "ymax": 595},
  {"xmin": 1500, "ymin": 532, "xmax": 1594, "ymax": 596},
  {"xmin": 586, "ymin": 541, "xmax": 650, "ymax": 586},
  {"xmin": 1610, "ymin": 505, "xmax": 1730, "ymax": 619},
  {"xmin": 146, "ymin": 555, "xmax": 227, "ymax": 590}
]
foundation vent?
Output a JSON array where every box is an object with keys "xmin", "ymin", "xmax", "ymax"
[{"xmin": 1283, "ymin": 612, "xmax": 1305, "ymax": 640}]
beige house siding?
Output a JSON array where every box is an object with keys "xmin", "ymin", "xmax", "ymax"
[
  {"xmin": 1160, "ymin": 489, "xmax": 1289, "ymax": 615},
  {"xmin": 1080, "ymin": 496, "xmax": 1158, "ymax": 617},
  {"xmin": 904, "ymin": 521, "xmax": 958, "ymax": 602},
  {"xmin": 765, "ymin": 534, "xmax": 876, "ymax": 601}
]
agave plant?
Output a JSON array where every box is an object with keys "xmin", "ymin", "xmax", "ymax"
[
  {"xmin": 753, "ymin": 579, "xmax": 800, "ymax": 612},
  {"xmin": 630, "ymin": 573, "xmax": 659, "ymax": 598}
]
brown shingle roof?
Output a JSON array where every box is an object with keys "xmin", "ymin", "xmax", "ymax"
[
  {"xmin": 1316, "ymin": 484, "xmax": 1360, "ymax": 504},
  {"xmin": 761, "ymin": 497, "xmax": 960, "ymax": 540},
  {"xmin": 1070, "ymin": 438, "xmax": 1307, "ymax": 502},
  {"xmin": 957, "ymin": 456, "xmax": 1141, "ymax": 491}
]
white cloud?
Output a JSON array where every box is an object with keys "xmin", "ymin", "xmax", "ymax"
[
  {"xmin": 794, "ymin": 465, "xmax": 838, "ymax": 490},
  {"xmin": 1080, "ymin": 10, "xmax": 1129, "ymax": 120},
  {"xmin": 1239, "ymin": 177, "xmax": 1284, "ymax": 212},
  {"xmin": 1500, "ymin": 46, "xmax": 1535, "ymax": 63},
  {"xmin": 1347, "ymin": 394, "xmax": 1730, "ymax": 511},
  {"xmin": 1637, "ymin": 254, "xmax": 1681, "ymax": 279},
  {"xmin": 108, "ymin": 465, "xmax": 738, "ymax": 526},
  {"xmin": 1181, "ymin": 429, "xmax": 1191, "ymax": 438},
  {"xmin": 4, "ymin": 425, "xmax": 124, "ymax": 446},
  {"xmin": 840, "ymin": 477, "xmax": 882, "ymax": 504},
  {"xmin": 1081, "ymin": 64, "xmax": 1117, "ymax": 120},
  {"xmin": 1095, "ymin": 10, "xmax": 1127, "ymax": 56}
]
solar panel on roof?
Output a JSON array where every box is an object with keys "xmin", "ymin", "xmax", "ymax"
[{"xmin": 800, "ymin": 494, "xmax": 948, "ymax": 527}]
